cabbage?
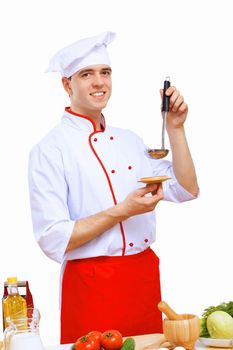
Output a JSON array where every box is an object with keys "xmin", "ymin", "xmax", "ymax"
[{"xmin": 207, "ymin": 311, "xmax": 233, "ymax": 339}]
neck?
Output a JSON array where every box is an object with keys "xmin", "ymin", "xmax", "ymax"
[{"xmin": 70, "ymin": 105, "xmax": 102, "ymax": 130}]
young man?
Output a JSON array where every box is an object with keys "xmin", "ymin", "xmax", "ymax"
[{"xmin": 28, "ymin": 31, "xmax": 198, "ymax": 344}]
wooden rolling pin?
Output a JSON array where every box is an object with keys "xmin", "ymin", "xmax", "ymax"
[{"xmin": 158, "ymin": 301, "xmax": 184, "ymax": 320}]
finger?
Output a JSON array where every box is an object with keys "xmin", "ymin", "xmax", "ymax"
[
  {"xmin": 151, "ymin": 184, "xmax": 164, "ymax": 199},
  {"xmin": 152, "ymin": 183, "xmax": 163, "ymax": 196},
  {"xmin": 169, "ymin": 90, "xmax": 180, "ymax": 109},
  {"xmin": 160, "ymin": 86, "xmax": 177, "ymax": 99},
  {"xmin": 151, "ymin": 181, "xmax": 162, "ymax": 193},
  {"xmin": 164, "ymin": 85, "xmax": 176, "ymax": 96},
  {"xmin": 171, "ymin": 95, "xmax": 184, "ymax": 113},
  {"xmin": 177, "ymin": 101, "xmax": 188, "ymax": 114},
  {"xmin": 156, "ymin": 183, "xmax": 164, "ymax": 198},
  {"xmin": 143, "ymin": 188, "xmax": 164, "ymax": 205},
  {"xmin": 146, "ymin": 183, "xmax": 159, "ymax": 190},
  {"xmin": 136, "ymin": 184, "xmax": 159, "ymax": 196},
  {"xmin": 156, "ymin": 182, "xmax": 163, "ymax": 192}
]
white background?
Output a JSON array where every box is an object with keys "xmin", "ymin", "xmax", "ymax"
[{"xmin": 0, "ymin": 0, "xmax": 232, "ymax": 346}]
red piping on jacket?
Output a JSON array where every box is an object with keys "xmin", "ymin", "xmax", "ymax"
[{"xmin": 65, "ymin": 107, "xmax": 126, "ymax": 256}]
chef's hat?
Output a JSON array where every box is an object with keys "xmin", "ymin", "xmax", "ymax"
[{"xmin": 45, "ymin": 31, "xmax": 116, "ymax": 78}]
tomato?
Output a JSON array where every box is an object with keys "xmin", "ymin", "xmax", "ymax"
[
  {"xmin": 101, "ymin": 330, "xmax": 123, "ymax": 350},
  {"xmin": 75, "ymin": 334, "xmax": 100, "ymax": 350},
  {"xmin": 88, "ymin": 331, "xmax": 102, "ymax": 346}
]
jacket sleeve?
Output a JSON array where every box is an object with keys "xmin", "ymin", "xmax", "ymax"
[
  {"xmin": 28, "ymin": 143, "xmax": 75, "ymax": 263},
  {"xmin": 148, "ymin": 156, "xmax": 198, "ymax": 203}
]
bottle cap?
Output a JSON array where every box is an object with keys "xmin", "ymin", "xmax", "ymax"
[{"xmin": 7, "ymin": 277, "xmax": 18, "ymax": 285}]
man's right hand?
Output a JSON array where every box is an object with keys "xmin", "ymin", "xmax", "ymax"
[
  {"xmin": 117, "ymin": 183, "xmax": 164, "ymax": 219},
  {"xmin": 66, "ymin": 183, "xmax": 163, "ymax": 252}
]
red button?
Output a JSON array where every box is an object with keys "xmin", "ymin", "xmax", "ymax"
[
  {"xmin": 93, "ymin": 138, "xmax": 98, "ymax": 142},
  {"xmin": 128, "ymin": 166, "xmax": 132, "ymax": 170},
  {"xmin": 144, "ymin": 239, "xmax": 149, "ymax": 243},
  {"xmin": 129, "ymin": 242, "xmax": 134, "ymax": 247},
  {"xmin": 111, "ymin": 170, "xmax": 115, "ymax": 174},
  {"xmin": 110, "ymin": 136, "xmax": 114, "ymax": 140}
]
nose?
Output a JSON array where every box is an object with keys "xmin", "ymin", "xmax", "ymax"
[{"xmin": 92, "ymin": 73, "xmax": 104, "ymax": 87}]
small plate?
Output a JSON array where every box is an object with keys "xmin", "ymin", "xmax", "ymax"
[
  {"xmin": 138, "ymin": 175, "xmax": 170, "ymax": 184},
  {"xmin": 198, "ymin": 337, "xmax": 233, "ymax": 348}
]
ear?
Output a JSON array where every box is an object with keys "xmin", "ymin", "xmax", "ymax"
[{"xmin": 62, "ymin": 77, "xmax": 72, "ymax": 96}]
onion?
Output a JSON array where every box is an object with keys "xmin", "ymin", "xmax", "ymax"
[{"xmin": 207, "ymin": 311, "xmax": 233, "ymax": 339}]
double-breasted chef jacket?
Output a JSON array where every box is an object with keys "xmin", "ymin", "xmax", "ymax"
[
  {"xmin": 28, "ymin": 107, "xmax": 196, "ymax": 265},
  {"xmin": 29, "ymin": 107, "xmax": 197, "ymax": 341}
]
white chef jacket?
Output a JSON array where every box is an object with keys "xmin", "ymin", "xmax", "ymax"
[{"xmin": 28, "ymin": 108, "xmax": 196, "ymax": 264}]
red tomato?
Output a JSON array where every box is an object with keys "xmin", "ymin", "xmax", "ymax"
[
  {"xmin": 101, "ymin": 330, "xmax": 123, "ymax": 350},
  {"xmin": 75, "ymin": 335, "xmax": 100, "ymax": 350},
  {"xmin": 88, "ymin": 331, "xmax": 102, "ymax": 346}
]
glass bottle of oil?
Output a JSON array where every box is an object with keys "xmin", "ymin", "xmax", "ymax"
[{"xmin": 3, "ymin": 277, "xmax": 27, "ymax": 330}]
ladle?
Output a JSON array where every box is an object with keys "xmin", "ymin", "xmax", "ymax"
[{"xmin": 147, "ymin": 77, "xmax": 170, "ymax": 159}]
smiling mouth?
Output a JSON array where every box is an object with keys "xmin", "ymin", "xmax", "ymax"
[{"xmin": 90, "ymin": 91, "xmax": 106, "ymax": 97}]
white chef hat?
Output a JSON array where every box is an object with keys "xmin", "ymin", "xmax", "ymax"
[{"xmin": 45, "ymin": 31, "xmax": 116, "ymax": 78}]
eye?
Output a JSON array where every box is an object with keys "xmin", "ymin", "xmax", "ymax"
[
  {"xmin": 102, "ymin": 70, "xmax": 111, "ymax": 76},
  {"xmin": 81, "ymin": 72, "xmax": 91, "ymax": 78}
]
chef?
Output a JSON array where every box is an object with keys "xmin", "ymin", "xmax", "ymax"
[{"xmin": 28, "ymin": 31, "xmax": 198, "ymax": 344}]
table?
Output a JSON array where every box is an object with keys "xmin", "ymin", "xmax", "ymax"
[
  {"xmin": 45, "ymin": 334, "xmax": 208, "ymax": 350},
  {"xmin": 0, "ymin": 334, "xmax": 215, "ymax": 350},
  {"xmin": 46, "ymin": 334, "xmax": 165, "ymax": 350}
]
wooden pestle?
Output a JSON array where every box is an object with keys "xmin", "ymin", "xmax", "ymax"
[
  {"xmin": 158, "ymin": 301, "xmax": 184, "ymax": 320},
  {"xmin": 158, "ymin": 301, "xmax": 200, "ymax": 350}
]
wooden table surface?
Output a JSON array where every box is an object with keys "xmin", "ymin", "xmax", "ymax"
[
  {"xmin": 45, "ymin": 333, "xmax": 230, "ymax": 350},
  {"xmin": 0, "ymin": 334, "xmax": 165, "ymax": 350},
  {"xmin": 0, "ymin": 334, "xmax": 229, "ymax": 350},
  {"xmin": 46, "ymin": 334, "xmax": 166, "ymax": 350}
]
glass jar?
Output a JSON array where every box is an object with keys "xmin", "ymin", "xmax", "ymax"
[{"xmin": 4, "ymin": 308, "xmax": 45, "ymax": 350}]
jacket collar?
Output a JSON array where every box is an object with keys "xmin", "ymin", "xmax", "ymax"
[{"xmin": 62, "ymin": 107, "xmax": 106, "ymax": 133}]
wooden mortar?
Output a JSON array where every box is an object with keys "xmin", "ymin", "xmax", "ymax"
[{"xmin": 158, "ymin": 301, "xmax": 200, "ymax": 350}]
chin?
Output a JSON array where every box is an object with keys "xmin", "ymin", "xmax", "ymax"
[{"xmin": 94, "ymin": 102, "xmax": 108, "ymax": 110}]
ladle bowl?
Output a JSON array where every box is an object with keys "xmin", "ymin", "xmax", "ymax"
[{"xmin": 147, "ymin": 149, "xmax": 169, "ymax": 159}]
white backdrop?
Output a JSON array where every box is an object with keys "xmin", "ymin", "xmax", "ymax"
[{"xmin": 0, "ymin": 0, "xmax": 232, "ymax": 346}]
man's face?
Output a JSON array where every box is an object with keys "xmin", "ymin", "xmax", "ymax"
[{"xmin": 65, "ymin": 64, "xmax": 112, "ymax": 117}]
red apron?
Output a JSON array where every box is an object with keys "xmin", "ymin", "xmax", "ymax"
[{"xmin": 61, "ymin": 247, "xmax": 162, "ymax": 344}]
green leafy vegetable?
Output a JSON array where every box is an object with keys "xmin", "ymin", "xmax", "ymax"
[
  {"xmin": 200, "ymin": 317, "xmax": 209, "ymax": 337},
  {"xmin": 202, "ymin": 301, "xmax": 233, "ymax": 318},
  {"xmin": 200, "ymin": 301, "xmax": 233, "ymax": 337}
]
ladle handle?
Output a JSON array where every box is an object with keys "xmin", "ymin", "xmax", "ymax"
[
  {"xmin": 158, "ymin": 301, "xmax": 183, "ymax": 320},
  {"xmin": 162, "ymin": 77, "xmax": 170, "ymax": 112}
]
